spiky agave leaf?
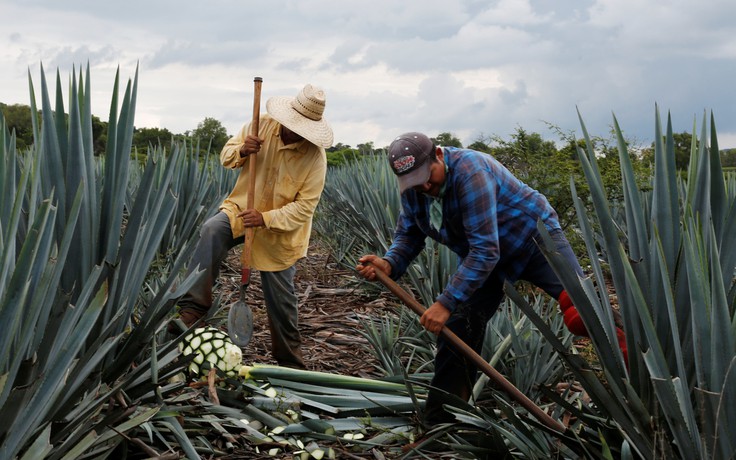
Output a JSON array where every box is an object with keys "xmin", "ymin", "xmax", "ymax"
[
  {"xmin": 1, "ymin": 63, "xmax": 233, "ymax": 459},
  {"xmin": 524, "ymin": 107, "xmax": 736, "ymax": 459}
]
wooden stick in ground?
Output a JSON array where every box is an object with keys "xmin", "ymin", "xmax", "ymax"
[{"xmin": 367, "ymin": 262, "xmax": 566, "ymax": 433}]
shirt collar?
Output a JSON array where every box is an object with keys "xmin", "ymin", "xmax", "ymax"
[
  {"xmin": 278, "ymin": 134, "xmax": 310, "ymax": 153},
  {"xmin": 430, "ymin": 153, "xmax": 449, "ymax": 200}
]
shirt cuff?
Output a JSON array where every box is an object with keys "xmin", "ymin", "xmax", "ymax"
[
  {"xmin": 382, "ymin": 255, "xmax": 402, "ymax": 281},
  {"xmin": 261, "ymin": 211, "xmax": 272, "ymax": 229},
  {"xmin": 437, "ymin": 291, "xmax": 458, "ymax": 312}
]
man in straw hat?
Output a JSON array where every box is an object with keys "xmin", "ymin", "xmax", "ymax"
[
  {"xmin": 171, "ymin": 84, "xmax": 333, "ymax": 369},
  {"xmin": 356, "ymin": 132, "xmax": 627, "ymax": 427}
]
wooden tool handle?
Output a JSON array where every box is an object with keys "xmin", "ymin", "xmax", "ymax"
[
  {"xmin": 367, "ymin": 262, "xmax": 566, "ymax": 433},
  {"xmin": 241, "ymin": 77, "xmax": 263, "ymax": 272}
]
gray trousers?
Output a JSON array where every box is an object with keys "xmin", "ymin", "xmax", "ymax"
[{"xmin": 179, "ymin": 212, "xmax": 304, "ymax": 368}]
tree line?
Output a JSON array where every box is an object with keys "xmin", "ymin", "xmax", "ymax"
[
  {"xmin": 1, "ymin": 102, "xmax": 230, "ymax": 156},
  {"xmin": 4, "ymin": 101, "xmax": 736, "ymax": 171},
  {"xmin": 2, "ymin": 101, "xmax": 402, "ymax": 160}
]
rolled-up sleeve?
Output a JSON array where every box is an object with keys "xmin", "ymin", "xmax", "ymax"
[{"xmin": 220, "ymin": 124, "xmax": 248, "ymax": 169}]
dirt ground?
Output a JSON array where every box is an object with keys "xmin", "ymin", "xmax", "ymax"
[
  {"xmin": 215, "ymin": 239, "xmax": 396, "ymax": 379},
  {"xmin": 213, "ymin": 239, "xmax": 602, "ymax": 379}
]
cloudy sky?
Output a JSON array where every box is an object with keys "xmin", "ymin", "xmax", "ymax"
[{"xmin": 2, "ymin": 0, "xmax": 735, "ymax": 150}]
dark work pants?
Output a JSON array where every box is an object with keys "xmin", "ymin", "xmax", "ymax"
[
  {"xmin": 423, "ymin": 229, "xmax": 582, "ymax": 426},
  {"xmin": 179, "ymin": 212, "xmax": 305, "ymax": 368}
]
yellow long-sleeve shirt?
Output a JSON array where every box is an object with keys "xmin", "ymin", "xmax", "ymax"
[{"xmin": 219, "ymin": 114, "xmax": 327, "ymax": 271}]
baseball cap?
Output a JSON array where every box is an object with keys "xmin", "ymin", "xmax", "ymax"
[{"xmin": 388, "ymin": 132, "xmax": 435, "ymax": 193}]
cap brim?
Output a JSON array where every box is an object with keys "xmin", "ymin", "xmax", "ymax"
[
  {"xmin": 266, "ymin": 96, "xmax": 334, "ymax": 148},
  {"xmin": 396, "ymin": 161, "xmax": 431, "ymax": 193}
]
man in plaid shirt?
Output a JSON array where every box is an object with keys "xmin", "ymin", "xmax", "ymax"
[{"xmin": 357, "ymin": 132, "xmax": 627, "ymax": 427}]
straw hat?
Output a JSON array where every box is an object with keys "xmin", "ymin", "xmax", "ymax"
[{"xmin": 266, "ymin": 84, "xmax": 334, "ymax": 148}]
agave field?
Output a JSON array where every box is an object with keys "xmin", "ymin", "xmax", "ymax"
[{"xmin": 1, "ymin": 65, "xmax": 735, "ymax": 459}]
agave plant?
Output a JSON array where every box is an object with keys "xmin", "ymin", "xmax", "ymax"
[
  {"xmin": 512, "ymin": 107, "xmax": 736, "ymax": 459},
  {"xmin": 0, "ymin": 64, "xmax": 233, "ymax": 459},
  {"xmin": 358, "ymin": 309, "xmax": 436, "ymax": 377}
]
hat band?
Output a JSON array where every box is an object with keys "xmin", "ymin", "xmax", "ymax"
[{"xmin": 291, "ymin": 96, "xmax": 324, "ymax": 121}]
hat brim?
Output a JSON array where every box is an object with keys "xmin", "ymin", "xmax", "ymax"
[
  {"xmin": 397, "ymin": 161, "xmax": 432, "ymax": 194},
  {"xmin": 266, "ymin": 96, "xmax": 334, "ymax": 148}
]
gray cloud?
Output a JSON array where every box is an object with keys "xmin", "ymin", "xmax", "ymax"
[
  {"xmin": 46, "ymin": 45, "xmax": 120, "ymax": 72},
  {"xmin": 1, "ymin": 0, "xmax": 735, "ymax": 149}
]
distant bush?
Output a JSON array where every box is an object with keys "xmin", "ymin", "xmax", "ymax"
[{"xmin": 326, "ymin": 147, "xmax": 361, "ymax": 167}]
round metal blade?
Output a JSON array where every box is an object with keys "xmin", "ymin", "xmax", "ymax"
[{"xmin": 227, "ymin": 301, "xmax": 253, "ymax": 347}]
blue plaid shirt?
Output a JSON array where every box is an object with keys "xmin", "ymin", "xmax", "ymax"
[{"xmin": 384, "ymin": 147, "xmax": 561, "ymax": 312}]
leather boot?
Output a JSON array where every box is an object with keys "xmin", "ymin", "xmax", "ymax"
[{"xmin": 167, "ymin": 306, "xmax": 206, "ymax": 334}]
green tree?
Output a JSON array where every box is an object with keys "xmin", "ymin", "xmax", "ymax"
[
  {"xmin": 327, "ymin": 147, "xmax": 360, "ymax": 167},
  {"xmin": 327, "ymin": 142, "xmax": 351, "ymax": 153},
  {"xmin": 191, "ymin": 117, "xmax": 229, "ymax": 154},
  {"xmin": 132, "ymin": 126, "xmax": 174, "ymax": 154},
  {"xmin": 91, "ymin": 114, "xmax": 108, "ymax": 156},
  {"xmin": 558, "ymin": 129, "xmax": 651, "ymax": 210},
  {"xmin": 721, "ymin": 148, "xmax": 736, "ymax": 168},
  {"xmin": 356, "ymin": 142, "xmax": 375, "ymax": 155},
  {"xmin": 641, "ymin": 131, "xmax": 694, "ymax": 170},
  {"xmin": 432, "ymin": 132, "xmax": 462, "ymax": 148},
  {"xmin": 2, "ymin": 102, "xmax": 110, "ymax": 155},
  {"xmin": 0, "ymin": 103, "xmax": 35, "ymax": 150},
  {"xmin": 467, "ymin": 138, "xmax": 491, "ymax": 153},
  {"xmin": 672, "ymin": 131, "xmax": 695, "ymax": 170},
  {"xmin": 490, "ymin": 128, "xmax": 564, "ymax": 188}
]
